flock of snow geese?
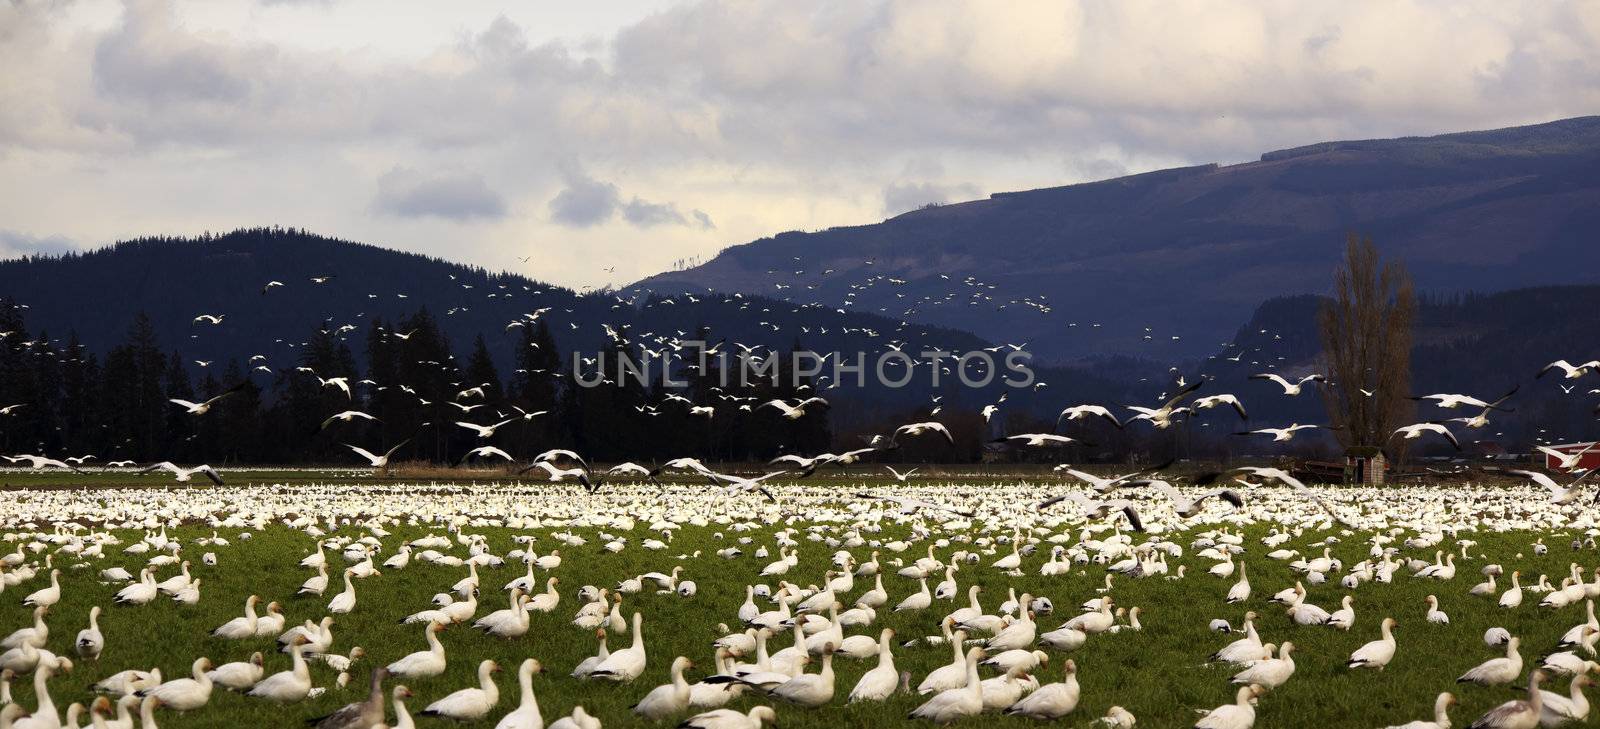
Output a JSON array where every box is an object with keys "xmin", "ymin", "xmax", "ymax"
[{"xmin": 0, "ymin": 453, "xmax": 1594, "ymax": 729}]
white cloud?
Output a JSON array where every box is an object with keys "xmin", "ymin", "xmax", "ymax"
[{"xmin": 1, "ymin": 0, "xmax": 1596, "ymax": 285}]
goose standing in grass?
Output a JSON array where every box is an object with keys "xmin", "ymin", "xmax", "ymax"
[
  {"xmin": 1538, "ymin": 672, "xmax": 1591, "ymax": 726},
  {"xmin": 1326, "ymin": 596, "xmax": 1356, "ymax": 630},
  {"xmin": 1540, "ymin": 627, "xmax": 1598, "ymax": 675},
  {"xmin": 680, "ymin": 706, "xmax": 777, "ymax": 729},
  {"xmin": 2, "ymin": 607, "xmax": 48, "ymax": 650},
  {"xmin": 1227, "ymin": 564, "xmax": 1251, "ymax": 603},
  {"xmin": 249, "ymin": 640, "xmax": 313, "ymax": 702},
  {"xmin": 1348, "ymin": 618, "xmax": 1397, "ymax": 671},
  {"xmin": 22, "ymin": 570, "xmax": 60, "ymax": 608},
  {"xmin": 74, "ymin": 607, "xmax": 102, "ymax": 661},
  {"xmin": 1501, "ymin": 572, "xmax": 1524, "ymax": 608},
  {"xmin": 1005, "ymin": 658, "xmax": 1078, "ymax": 720},
  {"xmin": 328, "ymin": 570, "xmax": 358, "ymax": 614},
  {"xmin": 547, "ymin": 706, "xmax": 600, "ymax": 729},
  {"xmin": 1468, "ymin": 670, "xmax": 1544, "ymax": 729},
  {"xmin": 1380, "ymin": 692, "xmax": 1454, "ymax": 729},
  {"xmin": 420, "ymin": 660, "xmax": 501, "ymax": 721},
  {"xmin": 386, "ymin": 623, "xmax": 446, "ymax": 679},
  {"xmin": 138, "ymin": 658, "xmax": 213, "ymax": 711},
  {"xmin": 633, "ymin": 656, "xmax": 693, "ymax": 719},
  {"xmin": 1426, "ymin": 596, "xmax": 1450, "ymax": 624},
  {"xmin": 1232, "ymin": 641, "xmax": 1296, "ymax": 690},
  {"xmin": 212, "ymin": 596, "xmax": 260, "ymax": 639},
  {"xmin": 848, "ymin": 629, "xmax": 897, "ymax": 703},
  {"xmin": 1195, "ymin": 684, "xmax": 1264, "ymax": 729},
  {"xmin": 588, "ymin": 612, "xmax": 647, "ymax": 682},
  {"xmin": 1458, "ymin": 637, "xmax": 1522, "ymax": 686},
  {"xmin": 493, "ymin": 659, "xmax": 543, "ymax": 729},
  {"xmin": 909, "ymin": 647, "xmax": 984, "ymax": 724},
  {"xmin": 206, "ymin": 652, "xmax": 264, "ymax": 691},
  {"xmin": 768, "ymin": 644, "xmax": 836, "ymax": 707}
]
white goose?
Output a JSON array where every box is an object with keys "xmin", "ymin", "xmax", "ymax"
[
  {"xmin": 1232, "ymin": 641, "xmax": 1295, "ymax": 690},
  {"xmin": 633, "ymin": 655, "xmax": 694, "ymax": 719},
  {"xmin": 205, "ymin": 652, "xmax": 264, "ymax": 691},
  {"xmin": 211, "ymin": 596, "xmax": 260, "ymax": 640},
  {"xmin": 1004, "ymin": 657, "xmax": 1078, "ymax": 719},
  {"xmin": 588, "ymin": 612, "xmax": 647, "ymax": 682},
  {"xmin": 847, "ymin": 629, "xmax": 897, "ymax": 702},
  {"xmin": 1347, "ymin": 617, "xmax": 1397, "ymax": 671},
  {"xmin": 494, "ymin": 658, "xmax": 543, "ymax": 729},
  {"xmin": 1379, "ymin": 691, "xmax": 1454, "ymax": 729},
  {"xmin": 1456, "ymin": 636, "xmax": 1521, "ymax": 686},
  {"xmin": 386, "ymin": 623, "xmax": 447, "ymax": 678},
  {"xmin": 74, "ymin": 607, "xmax": 102, "ymax": 661},
  {"xmin": 421, "ymin": 660, "xmax": 501, "ymax": 721},
  {"xmin": 248, "ymin": 640, "xmax": 313, "ymax": 702},
  {"xmin": 137, "ymin": 657, "xmax": 213, "ymax": 711},
  {"xmin": 679, "ymin": 706, "xmax": 777, "ymax": 729},
  {"xmin": 327, "ymin": 570, "xmax": 358, "ymax": 614},
  {"xmin": 1196, "ymin": 684, "xmax": 1264, "ymax": 729},
  {"xmin": 909, "ymin": 646, "xmax": 984, "ymax": 724}
]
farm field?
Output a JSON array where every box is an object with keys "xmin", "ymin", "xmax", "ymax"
[{"xmin": 0, "ymin": 473, "xmax": 1595, "ymax": 729}]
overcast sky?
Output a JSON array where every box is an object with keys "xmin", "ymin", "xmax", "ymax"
[{"xmin": 2, "ymin": 0, "xmax": 1597, "ymax": 289}]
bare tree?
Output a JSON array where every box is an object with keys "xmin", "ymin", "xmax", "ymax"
[{"xmin": 1319, "ymin": 234, "xmax": 1416, "ymax": 457}]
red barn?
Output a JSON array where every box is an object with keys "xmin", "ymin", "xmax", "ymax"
[{"xmin": 1543, "ymin": 442, "xmax": 1600, "ymax": 470}]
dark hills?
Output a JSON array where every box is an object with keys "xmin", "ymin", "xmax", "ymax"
[{"xmin": 636, "ymin": 116, "xmax": 1600, "ymax": 361}]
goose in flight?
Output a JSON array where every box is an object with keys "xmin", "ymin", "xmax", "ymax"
[
  {"xmin": 1392, "ymin": 423, "xmax": 1461, "ymax": 450},
  {"xmin": 1197, "ymin": 467, "xmax": 1350, "ymax": 525},
  {"xmin": 518, "ymin": 461, "xmax": 593, "ymax": 491},
  {"xmin": 346, "ymin": 440, "xmax": 410, "ymax": 471},
  {"xmin": 0, "ymin": 404, "xmax": 24, "ymax": 415},
  {"xmin": 1495, "ymin": 468, "xmax": 1592, "ymax": 505},
  {"xmin": 1234, "ymin": 424, "xmax": 1331, "ymax": 442},
  {"xmin": 532, "ymin": 448, "xmax": 590, "ymax": 470},
  {"xmin": 318, "ymin": 376, "xmax": 352, "ymax": 399},
  {"xmin": 884, "ymin": 466, "xmax": 919, "ymax": 482},
  {"xmin": 1411, "ymin": 386, "xmax": 1517, "ymax": 412},
  {"xmin": 261, "ymin": 281, "xmax": 284, "ymax": 294},
  {"xmin": 1052, "ymin": 459, "xmax": 1173, "ymax": 494},
  {"xmin": 1035, "ymin": 492, "xmax": 1143, "ymax": 531},
  {"xmin": 456, "ymin": 418, "xmax": 517, "ymax": 439},
  {"xmin": 1538, "ymin": 360, "xmax": 1599, "ymax": 380},
  {"xmin": 1125, "ymin": 380, "xmax": 1203, "ymax": 429},
  {"xmin": 1193, "ymin": 394, "xmax": 1249, "ymax": 420},
  {"xmin": 1001, "ymin": 434, "xmax": 1088, "ymax": 447},
  {"xmin": 457, "ymin": 446, "xmax": 515, "ymax": 466},
  {"xmin": 854, "ymin": 492, "xmax": 974, "ymax": 517},
  {"xmin": 707, "ymin": 470, "xmax": 786, "ymax": 501},
  {"xmin": 762, "ymin": 397, "xmax": 829, "ymax": 420},
  {"xmin": 1537, "ymin": 443, "xmax": 1599, "ymax": 472},
  {"xmin": 1143, "ymin": 480, "xmax": 1244, "ymax": 518},
  {"xmin": 170, "ymin": 381, "xmax": 248, "ymax": 415},
  {"xmin": 192, "ymin": 314, "xmax": 224, "ymax": 325},
  {"xmin": 1056, "ymin": 404, "xmax": 1123, "ymax": 429},
  {"xmin": 320, "ymin": 411, "xmax": 379, "ymax": 431},
  {"xmin": 648, "ymin": 457, "xmax": 714, "ymax": 478},
  {"xmin": 139, "ymin": 462, "xmax": 224, "ymax": 485},
  {"xmin": 1251, "ymin": 373, "xmax": 1326, "ymax": 396},
  {"xmin": 871, "ymin": 421, "xmax": 955, "ymax": 449},
  {"xmin": 4, "ymin": 454, "xmax": 86, "ymax": 473}
]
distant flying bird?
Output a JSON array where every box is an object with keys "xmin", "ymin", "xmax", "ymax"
[
  {"xmin": 192, "ymin": 314, "xmax": 224, "ymax": 325},
  {"xmin": 0, "ymin": 404, "xmax": 25, "ymax": 415},
  {"xmin": 1058, "ymin": 404, "xmax": 1123, "ymax": 429},
  {"xmin": 1392, "ymin": 422, "xmax": 1461, "ymax": 450},
  {"xmin": 1125, "ymin": 380, "xmax": 1204, "ymax": 429},
  {"xmin": 884, "ymin": 466, "xmax": 920, "ymax": 482},
  {"xmin": 1193, "ymin": 394, "xmax": 1249, "ymax": 420},
  {"xmin": 872, "ymin": 421, "xmax": 956, "ymax": 449},
  {"xmin": 456, "ymin": 418, "xmax": 516, "ymax": 439},
  {"xmin": 320, "ymin": 410, "xmax": 379, "ymax": 431},
  {"xmin": 457, "ymin": 446, "xmax": 515, "ymax": 466},
  {"xmin": 1497, "ymin": 468, "xmax": 1592, "ymax": 505},
  {"xmin": 1537, "ymin": 442, "xmax": 1600, "ymax": 472},
  {"xmin": 1538, "ymin": 359, "xmax": 1600, "ymax": 380},
  {"xmin": 261, "ymin": 281, "xmax": 284, "ymax": 295},
  {"xmin": 854, "ymin": 491, "xmax": 972, "ymax": 517},
  {"xmin": 345, "ymin": 440, "xmax": 410, "ymax": 470},
  {"xmin": 138, "ymin": 462, "xmax": 224, "ymax": 485},
  {"xmin": 1143, "ymin": 479, "xmax": 1244, "ymax": 518},
  {"xmin": 170, "ymin": 381, "xmax": 248, "ymax": 415},
  {"xmin": 981, "ymin": 405, "xmax": 999, "ymax": 422},
  {"xmin": 762, "ymin": 397, "xmax": 829, "ymax": 420},
  {"xmin": 1051, "ymin": 459, "xmax": 1173, "ymax": 494},
  {"xmin": 1196, "ymin": 467, "xmax": 1349, "ymax": 525},
  {"xmin": 518, "ymin": 460, "xmax": 593, "ymax": 491},
  {"xmin": 1035, "ymin": 492, "xmax": 1144, "ymax": 531},
  {"xmin": 318, "ymin": 376, "xmax": 352, "ymax": 399},
  {"xmin": 1410, "ymin": 386, "xmax": 1517, "ymax": 412},
  {"xmin": 1233, "ymin": 424, "xmax": 1329, "ymax": 442},
  {"xmin": 1002, "ymin": 433, "xmax": 1087, "ymax": 447},
  {"xmin": 4, "ymin": 454, "xmax": 86, "ymax": 473},
  {"xmin": 1251, "ymin": 373, "xmax": 1326, "ymax": 396}
]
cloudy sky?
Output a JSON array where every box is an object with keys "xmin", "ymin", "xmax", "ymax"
[{"xmin": 2, "ymin": 0, "xmax": 1597, "ymax": 289}]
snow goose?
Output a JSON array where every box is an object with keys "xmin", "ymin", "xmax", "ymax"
[
  {"xmin": 527, "ymin": 578, "xmax": 560, "ymax": 612},
  {"xmin": 494, "ymin": 659, "xmax": 543, "ymax": 729},
  {"xmin": 255, "ymin": 602, "xmax": 285, "ymax": 637},
  {"xmin": 2, "ymin": 607, "xmax": 48, "ymax": 650},
  {"xmin": 473, "ymin": 591, "xmax": 532, "ymax": 638},
  {"xmin": 22, "ymin": 570, "xmax": 60, "ymax": 608},
  {"xmin": 679, "ymin": 706, "xmax": 776, "ymax": 729},
  {"xmin": 895, "ymin": 578, "xmax": 933, "ymax": 612},
  {"xmin": 211, "ymin": 596, "xmax": 260, "ymax": 640},
  {"xmin": 848, "ymin": 629, "xmax": 897, "ymax": 703},
  {"xmin": 385, "ymin": 623, "xmax": 446, "ymax": 679},
  {"xmin": 1348, "ymin": 617, "xmax": 1397, "ymax": 671},
  {"xmin": 979, "ymin": 663, "xmax": 1035, "ymax": 711},
  {"xmin": 1538, "ymin": 672, "xmax": 1591, "ymax": 727},
  {"xmin": 1560, "ymin": 602, "xmax": 1599, "ymax": 647},
  {"xmin": 306, "ymin": 666, "xmax": 388, "ymax": 729},
  {"xmin": 299, "ymin": 565, "xmax": 330, "ymax": 597},
  {"xmin": 1232, "ymin": 641, "xmax": 1295, "ymax": 690},
  {"xmin": 328, "ymin": 570, "xmax": 358, "ymax": 614},
  {"xmin": 547, "ymin": 706, "xmax": 600, "ymax": 729},
  {"xmin": 1426, "ymin": 595, "xmax": 1450, "ymax": 624},
  {"xmin": 1211, "ymin": 612, "xmax": 1267, "ymax": 664},
  {"xmin": 92, "ymin": 668, "xmax": 160, "ymax": 697},
  {"xmin": 13, "ymin": 658, "xmax": 68, "ymax": 729},
  {"xmin": 248, "ymin": 640, "xmax": 313, "ymax": 702},
  {"xmin": 1380, "ymin": 692, "xmax": 1454, "ymax": 729},
  {"xmin": 421, "ymin": 659, "xmax": 501, "ymax": 721},
  {"xmin": 633, "ymin": 656, "xmax": 693, "ymax": 719},
  {"xmin": 74, "ymin": 607, "xmax": 102, "ymax": 661},
  {"xmin": 1500, "ymin": 571, "xmax": 1524, "ymax": 608},
  {"xmin": 1287, "ymin": 587, "xmax": 1332, "ymax": 626},
  {"xmin": 1468, "ymin": 670, "xmax": 1545, "ymax": 729},
  {"xmin": 588, "ymin": 612, "xmax": 647, "ymax": 682},
  {"xmin": 917, "ymin": 630, "xmax": 971, "ymax": 694},
  {"xmin": 205, "ymin": 652, "xmax": 263, "ymax": 691},
  {"xmin": 1457, "ymin": 636, "xmax": 1522, "ymax": 686},
  {"xmin": 137, "ymin": 657, "xmax": 213, "ymax": 711},
  {"xmin": 909, "ymin": 647, "xmax": 984, "ymax": 724},
  {"xmin": 1005, "ymin": 657, "xmax": 1078, "ymax": 720},
  {"xmin": 767, "ymin": 644, "xmax": 835, "ymax": 707},
  {"xmin": 1195, "ymin": 684, "xmax": 1264, "ymax": 729},
  {"xmin": 1227, "ymin": 563, "xmax": 1251, "ymax": 603},
  {"xmin": 1325, "ymin": 596, "xmax": 1355, "ymax": 630},
  {"xmin": 1541, "ymin": 627, "xmax": 1598, "ymax": 675}
]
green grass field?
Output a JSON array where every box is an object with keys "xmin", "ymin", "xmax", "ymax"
[{"xmin": 0, "ymin": 472, "xmax": 1592, "ymax": 728}]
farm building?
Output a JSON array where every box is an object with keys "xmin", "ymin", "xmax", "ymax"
[{"xmin": 1542, "ymin": 441, "xmax": 1600, "ymax": 470}]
